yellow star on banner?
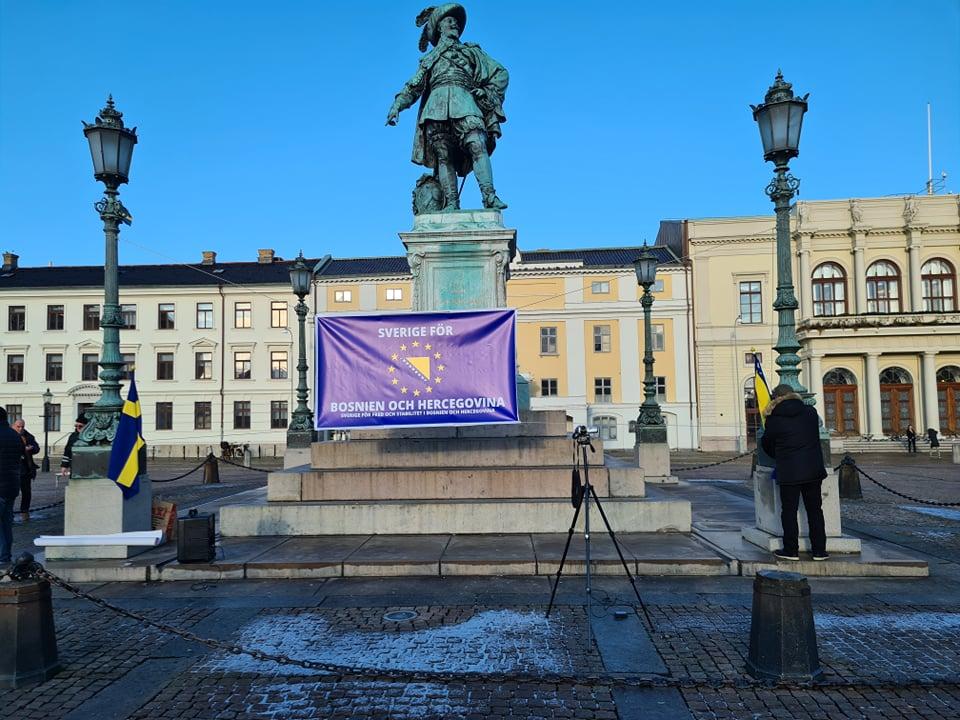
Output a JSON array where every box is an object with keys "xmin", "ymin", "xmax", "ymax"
[
  {"xmin": 435, "ymin": 377, "xmax": 442, "ymax": 384},
  {"xmin": 401, "ymin": 386, "xmax": 408, "ymax": 394},
  {"xmin": 438, "ymin": 364, "xmax": 445, "ymax": 371},
  {"xmin": 425, "ymin": 386, "xmax": 433, "ymax": 393},
  {"xmin": 434, "ymin": 352, "xmax": 441, "ymax": 359},
  {"xmin": 412, "ymin": 340, "xmax": 420, "ymax": 347},
  {"xmin": 400, "ymin": 344, "xmax": 407, "ymax": 351},
  {"xmin": 425, "ymin": 343, "xmax": 432, "ymax": 350},
  {"xmin": 413, "ymin": 389, "xmax": 421, "ymax": 397},
  {"xmin": 392, "ymin": 378, "xmax": 398, "ymax": 385},
  {"xmin": 391, "ymin": 353, "xmax": 398, "ymax": 361},
  {"xmin": 388, "ymin": 366, "xmax": 396, "ymax": 374}
]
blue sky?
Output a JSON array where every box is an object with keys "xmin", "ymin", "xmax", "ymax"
[{"xmin": 1, "ymin": 1, "xmax": 958, "ymax": 267}]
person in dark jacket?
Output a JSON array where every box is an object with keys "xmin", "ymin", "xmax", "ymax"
[
  {"xmin": 927, "ymin": 428, "xmax": 941, "ymax": 458},
  {"xmin": 761, "ymin": 384, "xmax": 829, "ymax": 561},
  {"xmin": 11, "ymin": 418, "xmax": 40, "ymax": 519},
  {"xmin": 60, "ymin": 416, "xmax": 87, "ymax": 479},
  {"xmin": 905, "ymin": 425, "xmax": 917, "ymax": 453},
  {"xmin": 0, "ymin": 406, "xmax": 24, "ymax": 565}
]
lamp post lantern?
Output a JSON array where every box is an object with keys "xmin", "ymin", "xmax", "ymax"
[
  {"xmin": 79, "ymin": 96, "xmax": 137, "ymax": 445},
  {"xmin": 287, "ymin": 251, "xmax": 315, "ymax": 447},
  {"xmin": 633, "ymin": 244, "xmax": 665, "ymax": 441},
  {"xmin": 751, "ymin": 71, "xmax": 809, "ymax": 396},
  {"xmin": 41, "ymin": 388, "xmax": 53, "ymax": 472}
]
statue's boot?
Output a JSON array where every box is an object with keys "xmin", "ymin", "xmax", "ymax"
[
  {"xmin": 472, "ymin": 152, "xmax": 507, "ymax": 210},
  {"xmin": 437, "ymin": 163, "xmax": 460, "ymax": 211}
]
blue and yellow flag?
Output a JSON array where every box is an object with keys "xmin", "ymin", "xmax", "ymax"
[
  {"xmin": 753, "ymin": 352, "xmax": 772, "ymax": 426},
  {"xmin": 108, "ymin": 374, "xmax": 146, "ymax": 498}
]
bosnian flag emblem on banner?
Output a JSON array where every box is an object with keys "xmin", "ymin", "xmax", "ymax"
[{"xmin": 315, "ymin": 309, "xmax": 519, "ymax": 430}]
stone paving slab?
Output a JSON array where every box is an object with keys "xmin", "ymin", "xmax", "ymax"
[
  {"xmin": 160, "ymin": 536, "xmax": 288, "ymax": 580},
  {"xmin": 440, "ymin": 533, "xmax": 538, "ymax": 575},
  {"xmin": 343, "ymin": 534, "xmax": 451, "ymax": 577},
  {"xmin": 245, "ymin": 536, "xmax": 371, "ymax": 579}
]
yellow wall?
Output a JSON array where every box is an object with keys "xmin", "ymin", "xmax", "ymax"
[
  {"xmin": 376, "ymin": 282, "xmax": 412, "ymax": 310},
  {"xmin": 635, "ymin": 273, "xmax": 673, "ymax": 300},
  {"xmin": 584, "ymin": 319, "xmax": 621, "ymax": 402},
  {"xmin": 517, "ymin": 321, "xmax": 568, "ymax": 396},
  {"xmin": 506, "ymin": 277, "xmax": 566, "ymax": 311},
  {"xmin": 639, "ymin": 317, "xmax": 676, "ymax": 402},
  {"xmin": 326, "ymin": 284, "xmax": 360, "ymax": 311},
  {"xmin": 583, "ymin": 275, "xmax": 619, "ymax": 302}
]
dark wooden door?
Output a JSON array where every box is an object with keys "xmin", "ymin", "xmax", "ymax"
[
  {"xmin": 939, "ymin": 383, "xmax": 960, "ymax": 436},
  {"xmin": 823, "ymin": 385, "xmax": 859, "ymax": 435},
  {"xmin": 880, "ymin": 384, "xmax": 914, "ymax": 436}
]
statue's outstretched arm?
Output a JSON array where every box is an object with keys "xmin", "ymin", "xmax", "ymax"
[{"xmin": 386, "ymin": 64, "xmax": 428, "ymax": 125}]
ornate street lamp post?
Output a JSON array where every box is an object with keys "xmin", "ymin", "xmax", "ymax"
[
  {"xmin": 633, "ymin": 245, "xmax": 665, "ymax": 442},
  {"xmin": 287, "ymin": 251, "xmax": 315, "ymax": 448},
  {"xmin": 751, "ymin": 71, "xmax": 809, "ymax": 396},
  {"xmin": 41, "ymin": 388, "xmax": 52, "ymax": 472},
  {"xmin": 79, "ymin": 96, "xmax": 137, "ymax": 445}
]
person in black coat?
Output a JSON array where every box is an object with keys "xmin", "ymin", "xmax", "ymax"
[
  {"xmin": 905, "ymin": 425, "xmax": 917, "ymax": 454},
  {"xmin": 761, "ymin": 384, "xmax": 829, "ymax": 561},
  {"xmin": 11, "ymin": 418, "xmax": 39, "ymax": 518},
  {"xmin": 0, "ymin": 406, "xmax": 24, "ymax": 565},
  {"xmin": 60, "ymin": 416, "xmax": 88, "ymax": 479}
]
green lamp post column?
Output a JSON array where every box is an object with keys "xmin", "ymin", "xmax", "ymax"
[
  {"xmin": 78, "ymin": 96, "xmax": 137, "ymax": 446},
  {"xmin": 287, "ymin": 251, "xmax": 315, "ymax": 448},
  {"xmin": 633, "ymin": 245, "xmax": 665, "ymax": 444},
  {"xmin": 751, "ymin": 71, "xmax": 809, "ymax": 397}
]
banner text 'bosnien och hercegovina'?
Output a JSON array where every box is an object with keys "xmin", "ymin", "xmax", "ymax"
[{"xmin": 315, "ymin": 309, "xmax": 519, "ymax": 430}]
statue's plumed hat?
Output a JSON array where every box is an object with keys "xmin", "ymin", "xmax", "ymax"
[{"xmin": 416, "ymin": 4, "xmax": 467, "ymax": 52}]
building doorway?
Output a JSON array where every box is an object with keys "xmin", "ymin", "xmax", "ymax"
[
  {"xmin": 937, "ymin": 365, "xmax": 960, "ymax": 436},
  {"xmin": 744, "ymin": 379, "xmax": 761, "ymax": 448},
  {"xmin": 879, "ymin": 367, "xmax": 914, "ymax": 436},
  {"xmin": 822, "ymin": 368, "xmax": 859, "ymax": 436}
]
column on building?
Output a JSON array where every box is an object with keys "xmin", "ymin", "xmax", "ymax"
[
  {"xmin": 797, "ymin": 236, "xmax": 813, "ymax": 318},
  {"xmin": 851, "ymin": 231, "xmax": 867, "ymax": 314},
  {"xmin": 906, "ymin": 227, "xmax": 923, "ymax": 312},
  {"xmin": 865, "ymin": 352, "xmax": 883, "ymax": 437},
  {"xmin": 808, "ymin": 353, "xmax": 824, "ymax": 408},
  {"xmin": 922, "ymin": 351, "xmax": 939, "ymax": 431}
]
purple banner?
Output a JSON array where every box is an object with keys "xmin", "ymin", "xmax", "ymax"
[{"xmin": 315, "ymin": 309, "xmax": 518, "ymax": 430}]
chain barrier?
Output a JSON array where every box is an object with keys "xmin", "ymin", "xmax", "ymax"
[
  {"xmin": 14, "ymin": 499, "xmax": 64, "ymax": 515},
  {"xmin": 672, "ymin": 450, "xmax": 755, "ymax": 472},
  {"xmin": 150, "ymin": 456, "xmax": 211, "ymax": 483},
  {"xmin": 837, "ymin": 461, "xmax": 960, "ymax": 508},
  {"xmin": 1, "ymin": 557, "xmax": 958, "ymax": 691},
  {"xmin": 217, "ymin": 455, "xmax": 272, "ymax": 473}
]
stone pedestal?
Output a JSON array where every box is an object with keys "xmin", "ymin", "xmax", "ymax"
[
  {"xmin": 634, "ymin": 426, "xmax": 677, "ymax": 484},
  {"xmin": 44, "ymin": 445, "xmax": 153, "ymax": 560}
]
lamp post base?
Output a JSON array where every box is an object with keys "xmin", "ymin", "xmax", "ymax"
[{"xmin": 634, "ymin": 427, "xmax": 677, "ymax": 484}]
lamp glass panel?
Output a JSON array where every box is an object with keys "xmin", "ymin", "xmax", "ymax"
[
  {"xmin": 290, "ymin": 266, "xmax": 312, "ymax": 295},
  {"xmin": 769, "ymin": 103, "xmax": 790, "ymax": 151},
  {"xmin": 787, "ymin": 102, "xmax": 805, "ymax": 150},
  {"xmin": 117, "ymin": 133, "xmax": 135, "ymax": 178},
  {"xmin": 101, "ymin": 130, "xmax": 120, "ymax": 175},
  {"xmin": 757, "ymin": 111, "xmax": 774, "ymax": 155},
  {"xmin": 87, "ymin": 130, "xmax": 105, "ymax": 176}
]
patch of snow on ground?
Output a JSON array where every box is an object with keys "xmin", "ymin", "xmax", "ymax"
[
  {"xmin": 814, "ymin": 612, "xmax": 960, "ymax": 632},
  {"xmin": 898, "ymin": 506, "xmax": 960, "ymax": 522},
  {"xmin": 203, "ymin": 609, "xmax": 571, "ymax": 676}
]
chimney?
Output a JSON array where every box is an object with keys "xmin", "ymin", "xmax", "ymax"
[
  {"xmin": 2, "ymin": 252, "xmax": 18, "ymax": 272},
  {"xmin": 257, "ymin": 248, "xmax": 276, "ymax": 264},
  {"xmin": 201, "ymin": 250, "xmax": 217, "ymax": 265}
]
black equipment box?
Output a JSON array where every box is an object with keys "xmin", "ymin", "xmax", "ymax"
[{"xmin": 176, "ymin": 509, "xmax": 215, "ymax": 564}]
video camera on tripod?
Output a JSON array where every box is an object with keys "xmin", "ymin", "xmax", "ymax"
[{"xmin": 571, "ymin": 424, "xmax": 599, "ymax": 445}]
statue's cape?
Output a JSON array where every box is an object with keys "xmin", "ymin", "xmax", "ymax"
[{"xmin": 411, "ymin": 42, "xmax": 508, "ymax": 176}]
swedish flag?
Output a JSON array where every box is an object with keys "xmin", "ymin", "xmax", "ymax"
[
  {"xmin": 753, "ymin": 352, "xmax": 772, "ymax": 427},
  {"xmin": 108, "ymin": 374, "xmax": 146, "ymax": 498}
]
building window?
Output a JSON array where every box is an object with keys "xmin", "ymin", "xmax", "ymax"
[
  {"xmin": 812, "ymin": 262, "xmax": 847, "ymax": 316},
  {"xmin": 45, "ymin": 353, "xmax": 63, "ymax": 381},
  {"xmin": 540, "ymin": 378, "xmax": 558, "ymax": 397},
  {"xmin": 594, "ymin": 415, "xmax": 618, "ymax": 441},
  {"xmin": 47, "ymin": 304, "xmax": 64, "ymax": 330},
  {"xmin": 120, "ymin": 353, "xmax": 135, "ymax": 380},
  {"xmin": 334, "ymin": 290, "xmax": 353, "ymax": 303},
  {"xmin": 739, "ymin": 281, "xmax": 762, "ymax": 323},
  {"xmin": 157, "ymin": 352, "xmax": 174, "ymax": 380},
  {"xmin": 197, "ymin": 302, "xmax": 214, "ymax": 329},
  {"xmin": 121, "ymin": 304, "xmax": 137, "ymax": 329},
  {"xmin": 194, "ymin": 402, "xmax": 212, "ymax": 430},
  {"xmin": 593, "ymin": 324, "xmax": 611, "ymax": 352},
  {"xmin": 540, "ymin": 326, "xmax": 558, "ymax": 355},
  {"xmin": 594, "ymin": 377, "xmax": 612, "ymax": 404},
  {"xmin": 234, "ymin": 351, "xmax": 252, "ymax": 379},
  {"xmin": 386, "ymin": 288, "xmax": 403, "ymax": 301},
  {"xmin": 195, "ymin": 351, "xmax": 213, "ymax": 380},
  {"xmin": 156, "ymin": 402, "xmax": 173, "ymax": 431},
  {"xmin": 82, "ymin": 353, "xmax": 99, "ymax": 381},
  {"xmin": 83, "ymin": 304, "xmax": 100, "ymax": 330},
  {"xmin": 234, "ymin": 302, "xmax": 252, "ymax": 328},
  {"xmin": 270, "ymin": 400, "xmax": 288, "ymax": 429},
  {"xmin": 921, "ymin": 258, "xmax": 956, "ymax": 312},
  {"xmin": 866, "ymin": 261, "xmax": 902, "ymax": 313},
  {"xmin": 5, "ymin": 405, "xmax": 22, "ymax": 423},
  {"xmin": 271, "ymin": 301, "xmax": 287, "ymax": 328},
  {"xmin": 591, "ymin": 281, "xmax": 610, "ymax": 294},
  {"xmin": 651, "ymin": 279, "xmax": 665, "ymax": 293},
  {"xmin": 651, "ymin": 324, "xmax": 665, "ymax": 352},
  {"xmin": 8, "ymin": 306, "xmax": 25, "ymax": 331},
  {"xmin": 745, "ymin": 352, "xmax": 763, "ymax": 366},
  {"xmin": 77, "ymin": 402, "xmax": 94, "ymax": 420},
  {"xmin": 270, "ymin": 351, "xmax": 288, "ymax": 379},
  {"xmin": 656, "ymin": 376, "xmax": 667, "ymax": 402},
  {"xmin": 45, "ymin": 404, "xmax": 61, "ymax": 432},
  {"xmin": 6, "ymin": 354, "xmax": 24, "ymax": 382},
  {"xmin": 233, "ymin": 401, "xmax": 251, "ymax": 429},
  {"xmin": 158, "ymin": 303, "xmax": 176, "ymax": 329}
]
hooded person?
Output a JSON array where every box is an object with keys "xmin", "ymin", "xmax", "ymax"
[
  {"xmin": 60, "ymin": 415, "xmax": 88, "ymax": 478},
  {"xmin": 760, "ymin": 384, "xmax": 829, "ymax": 561},
  {"xmin": 0, "ymin": 406, "xmax": 24, "ymax": 564}
]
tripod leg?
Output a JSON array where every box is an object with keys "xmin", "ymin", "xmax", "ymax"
[
  {"xmin": 546, "ymin": 490, "xmax": 583, "ymax": 619},
  {"xmin": 590, "ymin": 485, "xmax": 655, "ymax": 631}
]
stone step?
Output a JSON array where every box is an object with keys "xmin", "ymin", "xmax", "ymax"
[
  {"xmin": 219, "ymin": 497, "xmax": 690, "ymax": 536},
  {"xmin": 269, "ymin": 465, "xmax": 645, "ymax": 502},
  {"xmin": 310, "ymin": 435, "xmax": 601, "ymax": 469},
  {"xmin": 350, "ymin": 409, "xmax": 569, "ymax": 440}
]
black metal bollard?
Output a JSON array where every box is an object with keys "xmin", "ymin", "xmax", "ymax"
[
  {"xmin": 202, "ymin": 454, "xmax": 220, "ymax": 484},
  {"xmin": 838, "ymin": 454, "xmax": 862, "ymax": 499},
  {"xmin": 0, "ymin": 554, "xmax": 60, "ymax": 688},
  {"xmin": 746, "ymin": 569, "xmax": 821, "ymax": 681}
]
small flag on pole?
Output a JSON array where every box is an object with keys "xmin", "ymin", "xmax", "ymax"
[
  {"xmin": 753, "ymin": 352, "xmax": 772, "ymax": 426},
  {"xmin": 108, "ymin": 373, "xmax": 146, "ymax": 498}
]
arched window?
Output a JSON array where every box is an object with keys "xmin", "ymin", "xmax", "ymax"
[
  {"xmin": 593, "ymin": 415, "xmax": 618, "ymax": 441},
  {"xmin": 866, "ymin": 261, "xmax": 902, "ymax": 313},
  {"xmin": 921, "ymin": 258, "xmax": 956, "ymax": 312},
  {"xmin": 879, "ymin": 367, "xmax": 912, "ymax": 385},
  {"xmin": 823, "ymin": 368, "xmax": 856, "ymax": 386},
  {"xmin": 937, "ymin": 366, "xmax": 960, "ymax": 384},
  {"xmin": 812, "ymin": 263, "xmax": 847, "ymax": 316},
  {"xmin": 938, "ymin": 366, "xmax": 960, "ymax": 436}
]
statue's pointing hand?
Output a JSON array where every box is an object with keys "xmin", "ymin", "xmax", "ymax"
[{"xmin": 386, "ymin": 106, "xmax": 400, "ymax": 126}]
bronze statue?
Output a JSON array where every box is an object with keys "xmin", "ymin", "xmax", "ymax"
[{"xmin": 387, "ymin": 4, "xmax": 508, "ymax": 212}]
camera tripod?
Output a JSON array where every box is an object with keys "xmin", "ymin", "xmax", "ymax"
[{"xmin": 545, "ymin": 427, "xmax": 648, "ymax": 641}]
